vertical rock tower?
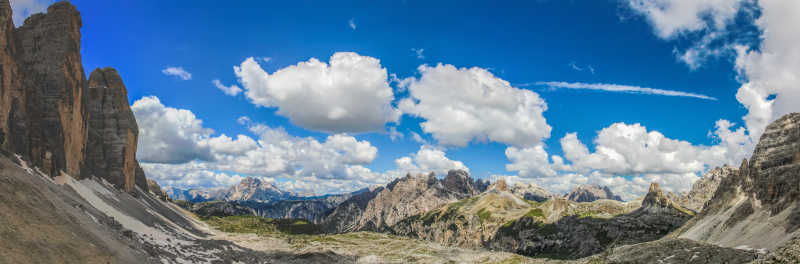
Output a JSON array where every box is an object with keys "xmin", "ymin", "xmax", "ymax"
[
  {"xmin": 84, "ymin": 68, "xmax": 147, "ymax": 192},
  {"xmin": 0, "ymin": 0, "xmax": 147, "ymax": 192}
]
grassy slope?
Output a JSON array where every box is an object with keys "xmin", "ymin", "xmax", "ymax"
[{"xmin": 203, "ymin": 215, "xmax": 563, "ymax": 264}]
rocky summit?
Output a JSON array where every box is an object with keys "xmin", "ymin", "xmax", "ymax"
[
  {"xmin": 323, "ymin": 170, "xmax": 487, "ymax": 233},
  {"xmin": 0, "ymin": 1, "xmax": 145, "ymax": 193},
  {"xmin": 509, "ymin": 181, "xmax": 554, "ymax": 202},
  {"xmin": 565, "ymin": 184, "xmax": 623, "ymax": 202},
  {"xmin": 485, "ymin": 183, "xmax": 691, "ymax": 259},
  {"xmin": 219, "ymin": 177, "xmax": 296, "ymax": 202},
  {"xmin": 678, "ymin": 113, "xmax": 800, "ymax": 250},
  {"xmin": 668, "ymin": 166, "xmax": 737, "ymax": 213}
]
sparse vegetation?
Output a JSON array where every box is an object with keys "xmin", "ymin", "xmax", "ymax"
[
  {"xmin": 203, "ymin": 215, "xmax": 321, "ymax": 235},
  {"xmin": 524, "ymin": 208, "xmax": 544, "ymax": 219},
  {"xmin": 536, "ymin": 223, "xmax": 559, "ymax": 236},
  {"xmin": 477, "ymin": 208, "xmax": 492, "ymax": 223}
]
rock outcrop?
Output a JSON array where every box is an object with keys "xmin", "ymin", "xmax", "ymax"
[
  {"xmin": 0, "ymin": 1, "xmax": 87, "ymax": 178},
  {"xmin": 324, "ymin": 170, "xmax": 484, "ymax": 233},
  {"xmin": 0, "ymin": 1, "xmax": 146, "ymax": 192},
  {"xmin": 146, "ymin": 178, "xmax": 168, "ymax": 200},
  {"xmin": 390, "ymin": 187, "xmax": 535, "ymax": 249},
  {"xmin": 509, "ymin": 182, "xmax": 553, "ymax": 202},
  {"xmin": 220, "ymin": 177, "xmax": 295, "ymax": 203},
  {"xmin": 486, "ymin": 186, "xmax": 691, "ymax": 259},
  {"xmin": 669, "ymin": 166, "xmax": 737, "ymax": 213},
  {"xmin": 678, "ymin": 113, "xmax": 800, "ymax": 250},
  {"xmin": 392, "ymin": 183, "xmax": 689, "ymax": 259},
  {"xmin": 641, "ymin": 182, "xmax": 694, "ymax": 215},
  {"xmin": 565, "ymin": 184, "xmax": 623, "ymax": 202},
  {"xmin": 83, "ymin": 68, "xmax": 145, "ymax": 191}
]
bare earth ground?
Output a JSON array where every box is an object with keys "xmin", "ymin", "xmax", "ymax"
[{"xmin": 204, "ymin": 219, "xmax": 565, "ymax": 264}]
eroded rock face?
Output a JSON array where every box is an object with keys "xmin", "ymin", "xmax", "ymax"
[
  {"xmin": 679, "ymin": 113, "xmax": 800, "ymax": 250},
  {"xmin": 670, "ymin": 166, "xmax": 737, "ymax": 213},
  {"xmin": 0, "ymin": 1, "xmax": 87, "ymax": 177},
  {"xmin": 641, "ymin": 182, "xmax": 693, "ymax": 216},
  {"xmin": 84, "ymin": 68, "xmax": 143, "ymax": 192},
  {"xmin": 0, "ymin": 1, "xmax": 148, "ymax": 193},
  {"xmin": 486, "ymin": 189, "xmax": 690, "ymax": 259},
  {"xmin": 324, "ymin": 170, "xmax": 484, "ymax": 233},
  {"xmin": 220, "ymin": 177, "xmax": 295, "ymax": 203},
  {"xmin": 147, "ymin": 178, "xmax": 168, "ymax": 200},
  {"xmin": 509, "ymin": 182, "xmax": 553, "ymax": 202},
  {"xmin": 566, "ymin": 184, "xmax": 623, "ymax": 202}
]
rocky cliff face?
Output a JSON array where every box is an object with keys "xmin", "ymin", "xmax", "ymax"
[
  {"xmin": 679, "ymin": 113, "xmax": 800, "ymax": 250},
  {"xmin": 565, "ymin": 184, "xmax": 623, "ymax": 202},
  {"xmin": 641, "ymin": 182, "xmax": 694, "ymax": 215},
  {"xmin": 485, "ymin": 184, "xmax": 691, "ymax": 259},
  {"xmin": 668, "ymin": 166, "xmax": 737, "ymax": 213},
  {"xmin": 390, "ymin": 188, "xmax": 536, "ymax": 249},
  {"xmin": 391, "ymin": 183, "xmax": 688, "ymax": 259},
  {"xmin": 509, "ymin": 182, "xmax": 553, "ymax": 202},
  {"xmin": 146, "ymin": 178, "xmax": 168, "ymax": 200},
  {"xmin": 0, "ymin": 1, "xmax": 87, "ymax": 177},
  {"xmin": 0, "ymin": 1, "xmax": 146, "ymax": 193},
  {"xmin": 243, "ymin": 196, "xmax": 350, "ymax": 224},
  {"xmin": 220, "ymin": 177, "xmax": 295, "ymax": 202},
  {"xmin": 323, "ymin": 170, "xmax": 484, "ymax": 233},
  {"xmin": 165, "ymin": 187, "xmax": 220, "ymax": 203},
  {"xmin": 83, "ymin": 68, "xmax": 145, "ymax": 191}
]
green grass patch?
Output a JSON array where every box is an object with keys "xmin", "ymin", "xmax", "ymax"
[
  {"xmin": 523, "ymin": 208, "xmax": 544, "ymax": 219},
  {"xmin": 203, "ymin": 215, "xmax": 321, "ymax": 235},
  {"xmin": 578, "ymin": 211, "xmax": 598, "ymax": 219},
  {"xmin": 477, "ymin": 208, "xmax": 492, "ymax": 223}
]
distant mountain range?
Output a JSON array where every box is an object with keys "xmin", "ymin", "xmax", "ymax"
[{"xmin": 565, "ymin": 184, "xmax": 623, "ymax": 202}]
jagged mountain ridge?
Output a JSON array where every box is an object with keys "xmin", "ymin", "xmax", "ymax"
[
  {"xmin": 220, "ymin": 177, "xmax": 297, "ymax": 202},
  {"xmin": 323, "ymin": 170, "xmax": 488, "ymax": 233},
  {"xmin": 667, "ymin": 166, "xmax": 737, "ymax": 213},
  {"xmin": 391, "ymin": 181, "xmax": 691, "ymax": 259},
  {"xmin": 565, "ymin": 184, "xmax": 623, "ymax": 202},
  {"xmin": 677, "ymin": 113, "xmax": 800, "ymax": 250}
]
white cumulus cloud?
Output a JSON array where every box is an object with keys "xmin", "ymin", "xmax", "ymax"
[
  {"xmin": 234, "ymin": 52, "xmax": 400, "ymax": 133},
  {"xmin": 132, "ymin": 96, "xmax": 214, "ymax": 164},
  {"xmin": 625, "ymin": 0, "xmax": 748, "ymax": 39},
  {"xmin": 625, "ymin": 0, "xmax": 800, "ymax": 155},
  {"xmin": 399, "ymin": 64, "xmax": 551, "ymax": 147},
  {"xmin": 393, "ymin": 145, "xmax": 469, "ymax": 177},
  {"xmin": 133, "ymin": 96, "xmax": 390, "ymax": 192}
]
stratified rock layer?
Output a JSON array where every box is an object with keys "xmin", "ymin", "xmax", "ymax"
[
  {"xmin": 84, "ymin": 68, "xmax": 144, "ymax": 191},
  {"xmin": 324, "ymin": 170, "xmax": 484, "ymax": 233},
  {"xmin": 509, "ymin": 182, "xmax": 553, "ymax": 202},
  {"xmin": 670, "ymin": 166, "xmax": 737, "ymax": 213},
  {"xmin": 220, "ymin": 177, "xmax": 296, "ymax": 202},
  {"xmin": 0, "ymin": 1, "xmax": 146, "ymax": 192},
  {"xmin": 565, "ymin": 184, "xmax": 623, "ymax": 202},
  {"xmin": 0, "ymin": 1, "xmax": 87, "ymax": 177},
  {"xmin": 679, "ymin": 113, "xmax": 800, "ymax": 250}
]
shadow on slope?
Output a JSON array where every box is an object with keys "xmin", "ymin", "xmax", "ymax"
[
  {"xmin": 0, "ymin": 152, "xmax": 357, "ymax": 263},
  {"xmin": 486, "ymin": 198, "xmax": 692, "ymax": 259}
]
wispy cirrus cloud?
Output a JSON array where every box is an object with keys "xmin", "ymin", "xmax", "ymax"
[
  {"xmin": 348, "ymin": 18, "xmax": 356, "ymax": 30},
  {"xmin": 162, "ymin": 66, "xmax": 192, "ymax": 80},
  {"xmin": 531, "ymin": 81, "xmax": 717, "ymax": 101}
]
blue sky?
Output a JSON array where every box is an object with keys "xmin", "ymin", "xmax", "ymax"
[{"xmin": 15, "ymin": 0, "xmax": 797, "ymax": 199}]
